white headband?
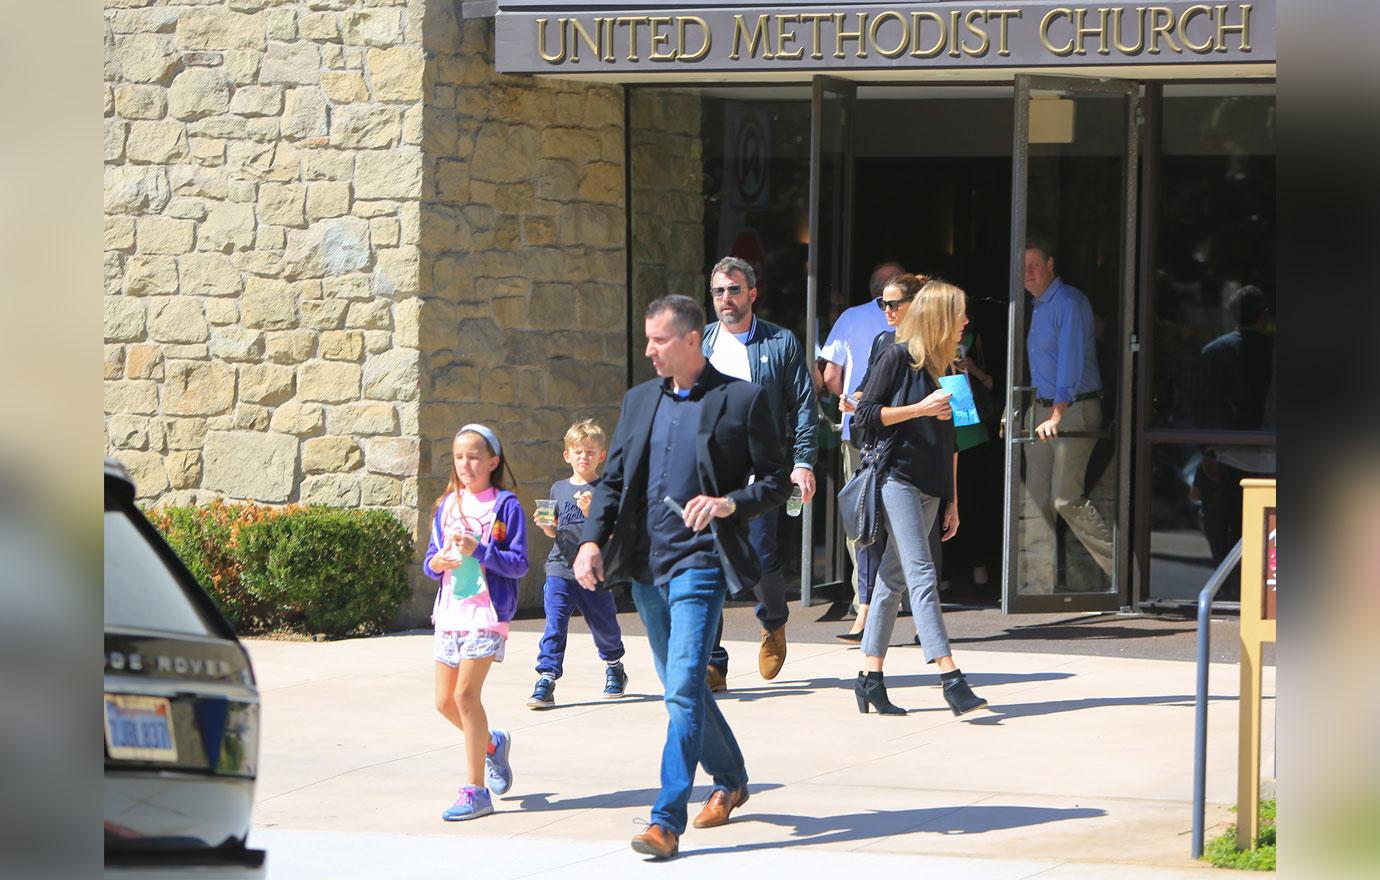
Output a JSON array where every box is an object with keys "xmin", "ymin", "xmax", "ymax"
[{"xmin": 457, "ymin": 423, "xmax": 501, "ymax": 457}]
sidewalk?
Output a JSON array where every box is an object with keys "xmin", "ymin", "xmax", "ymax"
[{"xmin": 245, "ymin": 624, "xmax": 1274, "ymax": 878}]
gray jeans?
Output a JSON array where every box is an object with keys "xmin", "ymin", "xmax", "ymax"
[{"xmin": 860, "ymin": 477, "xmax": 951, "ymax": 664}]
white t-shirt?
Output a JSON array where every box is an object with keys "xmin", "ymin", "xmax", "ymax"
[
  {"xmin": 821, "ymin": 302, "xmax": 891, "ymax": 441},
  {"xmin": 709, "ymin": 320, "xmax": 753, "ymax": 382}
]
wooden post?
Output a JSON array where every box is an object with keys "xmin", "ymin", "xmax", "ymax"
[{"xmin": 1236, "ymin": 479, "xmax": 1276, "ymax": 850}]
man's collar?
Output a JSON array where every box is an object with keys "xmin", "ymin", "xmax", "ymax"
[
  {"xmin": 720, "ymin": 316, "xmax": 757, "ymax": 340},
  {"xmin": 1034, "ymin": 277, "xmax": 1065, "ymax": 304},
  {"xmin": 660, "ymin": 361, "xmax": 725, "ymax": 400}
]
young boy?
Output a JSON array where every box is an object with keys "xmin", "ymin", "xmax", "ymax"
[{"xmin": 529, "ymin": 419, "xmax": 627, "ymax": 709}]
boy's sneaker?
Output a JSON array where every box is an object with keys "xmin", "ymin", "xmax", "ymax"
[
  {"xmin": 603, "ymin": 662, "xmax": 628, "ymax": 698},
  {"xmin": 485, "ymin": 729, "xmax": 513, "ymax": 795},
  {"xmin": 527, "ymin": 676, "xmax": 556, "ymax": 709},
  {"xmin": 442, "ymin": 785, "xmax": 493, "ymax": 821}
]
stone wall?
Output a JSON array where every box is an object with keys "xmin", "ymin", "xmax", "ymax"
[
  {"xmin": 415, "ymin": 9, "xmax": 628, "ymax": 611},
  {"xmin": 103, "ymin": 0, "xmax": 632, "ymax": 620},
  {"xmin": 629, "ymin": 89, "xmax": 705, "ymax": 386}
]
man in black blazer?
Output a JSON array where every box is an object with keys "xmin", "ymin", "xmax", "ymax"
[{"xmin": 575, "ymin": 294, "xmax": 790, "ymax": 860}]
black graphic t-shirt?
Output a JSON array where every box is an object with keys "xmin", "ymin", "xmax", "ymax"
[{"xmin": 543, "ymin": 477, "xmax": 601, "ymax": 580}]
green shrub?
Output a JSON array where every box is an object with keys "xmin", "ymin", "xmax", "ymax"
[
  {"xmin": 146, "ymin": 500, "xmax": 278, "ymax": 631},
  {"xmin": 234, "ymin": 506, "xmax": 413, "ymax": 637},
  {"xmin": 1204, "ymin": 800, "xmax": 1276, "ymax": 871},
  {"xmin": 147, "ymin": 502, "xmax": 413, "ymax": 637}
]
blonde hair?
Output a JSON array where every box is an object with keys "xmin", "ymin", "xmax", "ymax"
[
  {"xmin": 895, "ymin": 280, "xmax": 966, "ymax": 383},
  {"xmin": 564, "ymin": 418, "xmax": 606, "ymax": 451}
]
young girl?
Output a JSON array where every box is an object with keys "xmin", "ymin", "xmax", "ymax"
[{"xmin": 425, "ymin": 423, "xmax": 529, "ymax": 821}]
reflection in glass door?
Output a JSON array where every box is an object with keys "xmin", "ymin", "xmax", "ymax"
[{"xmin": 1002, "ymin": 75, "xmax": 1140, "ymax": 614}]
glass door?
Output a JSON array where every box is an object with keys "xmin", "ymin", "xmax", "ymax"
[
  {"xmin": 1002, "ymin": 75, "xmax": 1140, "ymax": 613},
  {"xmin": 803, "ymin": 75, "xmax": 855, "ymax": 607}
]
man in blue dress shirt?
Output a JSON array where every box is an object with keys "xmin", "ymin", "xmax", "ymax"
[{"xmin": 1021, "ymin": 235, "xmax": 1114, "ymax": 592}]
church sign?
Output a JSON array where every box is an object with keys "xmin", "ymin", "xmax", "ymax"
[{"xmin": 495, "ymin": 2, "xmax": 1273, "ymax": 74}]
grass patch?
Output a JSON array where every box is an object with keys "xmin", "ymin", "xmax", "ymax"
[{"xmin": 1204, "ymin": 800, "xmax": 1276, "ymax": 871}]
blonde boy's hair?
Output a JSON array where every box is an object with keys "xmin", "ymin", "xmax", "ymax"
[{"xmin": 564, "ymin": 418, "xmax": 606, "ymax": 451}]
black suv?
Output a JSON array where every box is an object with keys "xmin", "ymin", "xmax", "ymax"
[{"xmin": 104, "ymin": 460, "xmax": 265, "ymax": 877}]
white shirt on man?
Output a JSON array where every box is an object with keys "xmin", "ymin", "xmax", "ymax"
[{"xmin": 820, "ymin": 302, "xmax": 890, "ymax": 442}]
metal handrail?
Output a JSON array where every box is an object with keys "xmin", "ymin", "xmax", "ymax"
[{"xmin": 1191, "ymin": 538, "xmax": 1244, "ymax": 859}]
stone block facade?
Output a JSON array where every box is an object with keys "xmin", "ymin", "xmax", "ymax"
[{"xmin": 103, "ymin": 0, "xmax": 717, "ymax": 620}]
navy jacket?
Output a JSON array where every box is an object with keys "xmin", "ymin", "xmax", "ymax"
[
  {"xmin": 580, "ymin": 363, "xmax": 791, "ymax": 594},
  {"xmin": 701, "ymin": 317, "xmax": 818, "ymax": 470}
]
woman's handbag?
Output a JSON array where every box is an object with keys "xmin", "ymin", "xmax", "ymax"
[{"xmin": 837, "ymin": 431, "xmax": 894, "ymax": 549}]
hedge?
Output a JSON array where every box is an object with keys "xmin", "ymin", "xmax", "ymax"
[{"xmin": 147, "ymin": 501, "xmax": 413, "ymax": 637}]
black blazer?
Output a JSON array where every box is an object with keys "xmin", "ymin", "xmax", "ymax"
[{"xmin": 580, "ymin": 362, "xmax": 791, "ymax": 593}]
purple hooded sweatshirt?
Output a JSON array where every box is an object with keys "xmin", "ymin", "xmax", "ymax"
[{"xmin": 423, "ymin": 490, "xmax": 529, "ymax": 624}]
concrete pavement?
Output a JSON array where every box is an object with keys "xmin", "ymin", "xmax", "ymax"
[{"xmin": 245, "ymin": 626, "xmax": 1274, "ymax": 877}]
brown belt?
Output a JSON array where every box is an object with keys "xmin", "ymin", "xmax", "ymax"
[{"xmin": 1035, "ymin": 391, "xmax": 1102, "ymax": 407}]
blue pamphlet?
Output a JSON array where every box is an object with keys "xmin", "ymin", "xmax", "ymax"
[{"xmin": 938, "ymin": 373, "xmax": 980, "ymax": 427}]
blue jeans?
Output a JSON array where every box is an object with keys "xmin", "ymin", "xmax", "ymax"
[
  {"xmin": 708, "ymin": 508, "xmax": 789, "ymax": 672},
  {"xmin": 634, "ymin": 569, "xmax": 749, "ymax": 835},
  {"xmin": 535, "ymin": 576, "xmax": 625, "ymax": 679}
]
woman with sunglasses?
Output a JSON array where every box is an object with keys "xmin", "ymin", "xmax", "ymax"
[
  {"xmin": 850, "ymin": 279, "xmax": 989, "ymax": 717},
  {"xmin": 837, "ymin": 272, "xmax": 927, "ymax": 641}
]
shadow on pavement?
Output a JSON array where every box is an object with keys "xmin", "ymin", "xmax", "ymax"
[
  {"xmin": 677, "ymin": 803, "xmax": 1107, "ymax": 858},
  {"xmin": 966, "ymin": 692, "xmax": 1254, "ymax": 726},
  {"xmin": 507, "ymin": 783, "xmax": 785, "ymax": 813},
  {"xmin": 711, "ymin": 671, "xmax": 1075, "ymax": 704}
]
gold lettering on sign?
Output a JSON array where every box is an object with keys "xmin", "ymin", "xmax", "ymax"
[
  {"xmin": 603, "ymin": 18, "xmax": 617, "ymax": 62},
  {"xmin": 910, "ymin": 10, "xmax": 946, "ymax": 58},
  {"xmin": 1216, "ymin": 3, "xmax": 1252, "ymax": 52},
  {"xmin": 1179, "ymin": 5, "xmax": 1215, "ymax": 53},
  {"xmin": 1111, "ymin": 7, "xmax": 1146, "ymax": 53},
  {"xmin": 570, "ymin": 17, "xmax": 599, "ymax": 63},
  {"xmin": 988, "ymin": 9, "xmax": 1021, "ymax": 56},
  {"xmin": 731, "ymin": 14, "xmax": 773, "ymax": 60},
  {"xmin": 615, "ymin": 16, "xmax": 651, "ymax": 61},
  {"xmin": 947, "ymin": 10, "xmax": 962, "ymax": 57},
  {"xmin": 962, "ymin": 8, "xmax": 991, "ymax": 56},
  {"xmin": 1147, "ymin": 7, "xmax": 1183, "ymax": 54},
  {"xmin": 536, "ymin": 18, "xmax": 566, "ymax": 63},
  {"xmin": 1073, "ymin": 7, "xmax": 1110, "ymax": 55},
  {"xmin": 835, "ymin": 12, "xmax": 869, "ymax": 59},
  {"xmin": 648, "ymin": 16, "xmax": 676, "ymax": 61},
  {"xmin": 869, "ymin": 11, "xmax": 909, "ymax": 59},
  {"xmin": 678, "ymin": 16, "xmax": 711, "ymax": 62},
  {"xmin": 776, "ymin": 14, "xmax": 805, "ymax": 60},
  {"xmin": 1040, "ymin": 8, "xmax": 1076, "ymax": 56},
  {"xmin": 800, "ymin": 13, "xmax": 830, "ymax": 59}
]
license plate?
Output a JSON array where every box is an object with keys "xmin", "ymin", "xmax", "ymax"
[{"xmin": 104, "ymin": 694, "xmax": 177, "ymax": 763}]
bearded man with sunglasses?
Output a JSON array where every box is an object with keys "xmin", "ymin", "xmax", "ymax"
[{"xmin": 699, "ymin": 255, "xmax": 817, "ymax": 688}]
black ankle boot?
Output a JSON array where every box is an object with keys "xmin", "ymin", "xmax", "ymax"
[
  {"xmin": 855, "ymin": 671, "xmax": 907, "ymax": 715},
  {"xmin": 940, "ymin": 670, "xmax": 988, "ymax": 716}
]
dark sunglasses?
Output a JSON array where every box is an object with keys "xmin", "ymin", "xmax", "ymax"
[
  {"xmin": 710, "ymin": 284, "xmax": 744, "ymax": 299},
  {"xmin": 875, "ymin": 294, "xmax": 916, "ymax": 312}
]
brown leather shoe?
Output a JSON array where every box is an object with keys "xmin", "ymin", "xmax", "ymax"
[
  {"xmin": 692, "ymin": 787, "xmax": 749, "ymax": 829},
  {"xmin": 630, "ymin": 823, "xmax": 679, "ymax": 859},
  {"xmin": 706, "ymin": 665, "xmax": 727, "ymax": 692},
  {"xmin": 758, "ymin": 625, "xmax": 787, "ymax": 679}
]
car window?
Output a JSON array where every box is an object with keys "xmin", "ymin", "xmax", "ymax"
[{"xmin": 104, "ymin": 506, "xmax": 216, "ymax": 636}]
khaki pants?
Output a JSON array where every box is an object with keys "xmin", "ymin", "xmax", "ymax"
[{"xmin": 1019, "ymin": 398, "xmax": 1114, "ymax": 593}]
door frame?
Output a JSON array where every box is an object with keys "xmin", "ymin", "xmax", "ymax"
[
  {"xmin": 803, "ymin": 75, "xmax": 856, "ymax": 607},
  {"xmin": 1001, "ymin": 73, "xmax": 1141, "ymax": 614}
]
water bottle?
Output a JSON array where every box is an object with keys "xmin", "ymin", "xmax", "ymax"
[
  {"xmin": 451, "ymin": 528, "xmax": 485, "ymax": 599},
  {"xmin": 786, "ymin": 485, "xmax": 804, "ymax": 517}
]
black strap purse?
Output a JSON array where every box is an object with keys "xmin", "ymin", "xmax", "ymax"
[{"xmin": 837, "ymin": 428, "xmax": 895, "ymax": 549}]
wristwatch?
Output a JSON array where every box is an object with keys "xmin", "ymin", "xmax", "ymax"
[{"xmin": 722, "ymin": 496, "xmax": 737, "ymax": 516}]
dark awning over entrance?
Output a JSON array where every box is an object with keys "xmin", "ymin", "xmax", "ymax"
[{"xmin": 494, "ymin": 0, "xmax": 1275, "ymax": 75}]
